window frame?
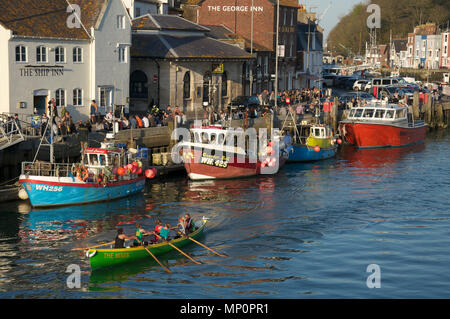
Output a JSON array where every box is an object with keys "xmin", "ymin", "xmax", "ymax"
[
  {"xmin": 15, "ymin": 45, "xmax": 27, "ymax": 63},
  {"xmin": 36, "ymin": 46, "xmax": 47, "ymax": 63},
  {"xmin": 73, "ymin": 47, "xmax": 83, "ymax": 63},
  {"xmin": 55, "ymin": 89, "xmax": 66, "ymax": 107},
  {"xmin": 73, "ymin": 88, "xmax": 83, "ymax": 106},
  {"xmin": 55, "ymin": 46, "xmax": 66, "ymax": 63}
]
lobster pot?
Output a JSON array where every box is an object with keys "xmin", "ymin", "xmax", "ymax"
[
  {"xmin": 161, "ymin": 152, "xmax": 173, "ymax": 166},
  {"xmin": 152, "ymin": 153, "xmax": 162, "ymax": 166}
]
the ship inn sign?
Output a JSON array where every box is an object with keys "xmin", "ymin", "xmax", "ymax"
[{"xmin": 20, "ymin": 66, "xmax": 65, "ymax": 77}]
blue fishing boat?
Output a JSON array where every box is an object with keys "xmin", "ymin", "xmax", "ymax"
[
  {"xmin": 19, "ymin": 145, "xmax": 146, "ymax": 208},
  {"xmin": 283, "ymin": 124, "xmax": 339, "ymax": 162}
]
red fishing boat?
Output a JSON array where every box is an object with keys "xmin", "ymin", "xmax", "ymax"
[
  {"xmin": 177, "ymin": 125, "xmax": 287, "ymax": 180},
  {"xmin": 339, "ymin": 102, "xmax": 426, "ymax": 149}
]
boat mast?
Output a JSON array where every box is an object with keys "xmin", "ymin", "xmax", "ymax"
[{"xmin": 49, "ymin": 101, "xmax": 54, "ymax": 164}]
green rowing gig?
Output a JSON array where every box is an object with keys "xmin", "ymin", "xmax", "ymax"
[{"xmin": 87, "ymin": 219, "xmax": 207, "ymax": 271}]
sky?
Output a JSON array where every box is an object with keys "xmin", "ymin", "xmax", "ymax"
[{"xmin": 300, "ymin": 0, "xmax": 364, "ymax": 41}]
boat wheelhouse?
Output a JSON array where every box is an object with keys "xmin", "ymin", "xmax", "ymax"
[{"xmin": 339, "ymin": 102, "xmax": 426, "ymax": 148}]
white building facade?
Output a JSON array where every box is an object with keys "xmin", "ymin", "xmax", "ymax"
[
  {"xmin": 123, "ymin": 0, "xmax": 169, "ymax": 18},
  {"xmin": 441, "ymin": 31, "xmax": 450, "ymax": 69},
  {"xmin": 0, "ymin": 0, "xmax": 132, "ymax": 122}
]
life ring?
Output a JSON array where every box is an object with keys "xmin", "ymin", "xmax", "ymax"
[{"xmin": 86, "ymin": 250, "xmax": 96, "ymax": 258}]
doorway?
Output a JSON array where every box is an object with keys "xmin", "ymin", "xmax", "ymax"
[{"xmin": 33, "ymin": 89, "xmax": 48, "ymax": 115}]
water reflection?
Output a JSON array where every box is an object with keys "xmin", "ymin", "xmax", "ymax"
[{"xmin": 339, "ymin": 143, "xmax": 426, "ymax": 170}]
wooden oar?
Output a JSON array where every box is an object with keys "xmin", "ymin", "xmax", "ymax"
[
  {"xmin": 137, "ymin": 238, "xmax": 172, "ymax": 274},
  {"xmin": 71, "ymin": 241, "xmax": 115, "ymax": 251},
  {"xmin": 155, "ymin": 233, "xmax": 202, "ymax": 265},
  {"xmin": 175, "ymin": 230, "xmax": 227, "ymax": 258}
]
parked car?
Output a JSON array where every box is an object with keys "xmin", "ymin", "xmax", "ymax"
[
  {"xmin": 228, "ymin": 96, "xmax": 261, "ymax": 109},
  {"xmin": 353, "ymin": 80, "xmax": 369, "ymax": 91},
  {"xmin": 365, "ymin": 77, "xmax": 400, "ymax": 92}
]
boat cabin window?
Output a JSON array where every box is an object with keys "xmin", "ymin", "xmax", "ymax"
[
  {"xmin": 89, "ymin": 154, "xmax": 99, "ymax": 166},
  {"xmin": 385, "ymin": 110, "xmax": 395, "ymax": 119},
  {"xmin": 217, "ymin": 134, "xmax": 225, "ymax": 145},
  {"xmin": 363, "ymin": 109, "xmax": 375, "ymax": 118},
  {"xmin": 202, "ymin": 133, "xmax": 209, "ymax": 143},
  {"xmin": 210, "ymin": 133, "xmax": 216, "ymax": 144},
  {"xmin": 349, "ymin": 109, "xmax": 356, "ymax": 118},
  {"xmin": 354, "ymin": 108, "xmax": 364, "ymax": 118},
  {"xmin": 99, "ymin": 154, "xmax": 106, "ymax": 166},
  {"xmin": 374, "ymin": 109, "xmax": 385, "ymax": 118},
  {"xmin": 395, "ymin": 109, "xmax": 406, "ymax": 119},
  {"xmin": 314, "ymin": 128, "xmax": 321, "ymax": 137}
]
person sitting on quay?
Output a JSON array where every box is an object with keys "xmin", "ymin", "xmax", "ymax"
[
  {"xmin": 135, "ymin": 114, "xmax": 143, "ymax": 128},
  {"xmin": 142, "ymin": 113, "xmax": 149, "ymax": 128},
  {"xmin": 105, "ymin": 110, "xmax": 114, "ymax": 131},
  {"xmin": 129, "ymin": 115, "xmax": 136, "ymax": 128},
  {"xmin": 148, "ymin": 113, "xmax": 156, "ymax": 127},
  {"xmin": 121, "ymin": 116, "xmax": 129, "ymax": 130}
]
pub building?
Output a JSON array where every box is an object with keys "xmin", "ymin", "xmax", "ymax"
[
  {"xmin": 0, "ymin": 0, "xmax": 132, "ymax": 122},
  {"xmin": 130, "ymin": 14, "xmax": 252, "ymax": 116},
  {"xmin": 181, "ymin": 0, "xmax": 299, "ymax": 94}
]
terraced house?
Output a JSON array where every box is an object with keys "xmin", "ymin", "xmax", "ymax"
[{"xmin": 0, "ymin": 0, "xmax": 132, "ymax": 122}]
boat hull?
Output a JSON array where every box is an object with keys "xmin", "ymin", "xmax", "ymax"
[
  {"xmin": 183, "ymin": 149, "xmax": 268, "ymax": 180},
  {"xmin": 88, "ymin": 221, "xmax": 206, "ymax": 271},
  {"xmin": 339, "ymin": 122, "xmax": 426, "ymax": 148},
  {"xmin": 19, "ymin": 176, "xmax": 146, "ymax": 207},
  {"xmin": 287, "ymin": 144, "xmax": 338, "ymax": 162}
]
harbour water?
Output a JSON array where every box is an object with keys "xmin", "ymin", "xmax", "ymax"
[{"xmin": 0, "ymin": 131, "xmax": 449, "ymax": 298}]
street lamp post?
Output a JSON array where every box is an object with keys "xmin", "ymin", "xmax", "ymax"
[
  {"xmin": 274, "ymin": 0, "xmax": 279, "ymax": 110},
  {"xmin": 249, "ymin": 0, "xmax": 254, "ymax": 96}
]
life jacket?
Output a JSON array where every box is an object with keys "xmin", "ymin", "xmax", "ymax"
[
  {"xmin": 133, "ymin": 228, "xmax": 143, "ymax": 245},
  {"xmin": 136, "ymin": 117, "xmax": 143, "ymax": 128},
  {"xmin": 154, "ymin": 225, "xmax": 162, "ymax": 235}
]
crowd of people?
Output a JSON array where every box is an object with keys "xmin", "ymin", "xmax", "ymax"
[{"xmin": 84, "ymin": 101, "xmax": 188, "ymax": 133}]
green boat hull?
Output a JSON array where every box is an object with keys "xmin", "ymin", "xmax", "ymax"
[{"xmin": 88, "ymin": 221, "xmax": 206, "ymax": 271}]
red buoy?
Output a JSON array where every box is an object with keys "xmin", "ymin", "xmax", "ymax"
[
  {"xmin": 337, "ymin": 138, "xmax": 342, "ymax": 145},
  {"xmin": 145, "ymin": 169, "xmax": 156, "ymax": 179},
  {"xmin": 117, "ymin": 167, "xmax": 125, "ymax": 175},
  {"xmin": 314, "ymin": 146, "xmax": 321, "ymax": 152}
]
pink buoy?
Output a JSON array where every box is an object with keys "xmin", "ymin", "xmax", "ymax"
[{"xmin": 337, "ymin": 138, "xmax": 342, "ymax": 145}]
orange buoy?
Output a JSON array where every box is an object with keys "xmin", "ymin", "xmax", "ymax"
[{"xmin": 314, "ymin": 146, "xmax": 321, "ymax": 152}]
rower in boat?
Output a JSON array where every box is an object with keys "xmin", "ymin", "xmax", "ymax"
[
  {"xmin": 183, "ymin": 214, "xmax": 195, "ymax": 234},
  {"xmin": 114, "ymin": 228, "xmax": 136, "ymax": 249}
]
